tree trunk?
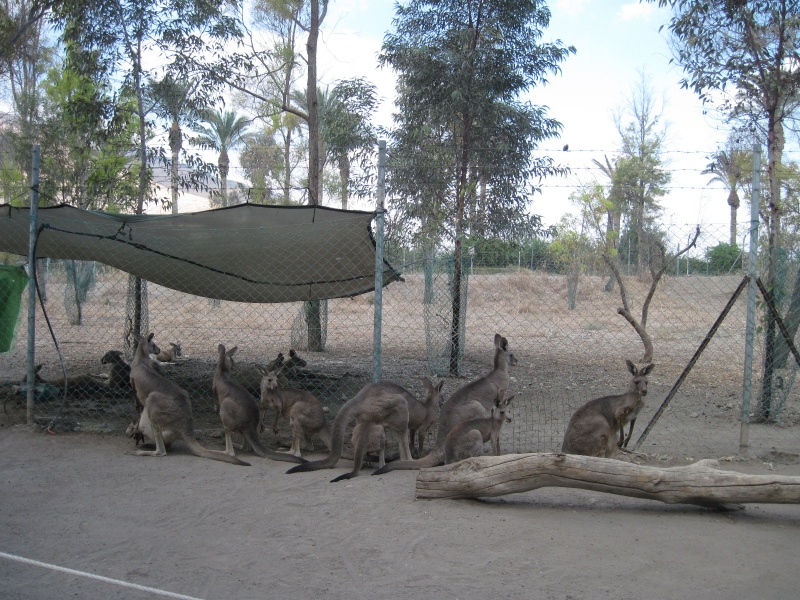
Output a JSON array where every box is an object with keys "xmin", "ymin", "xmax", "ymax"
[
  {"xmin": 304, "ymin": 0, "xmax": 324, "ymax": 352},
  {"xmin": 759, "ymin": 117, "xmax": 785, "ymax": 420},
  {"xmin": 170, "ymin": 119, "xmax": 181, "ymax": 214},
  {"xmin": 415, "ymin": 453, "xmax": 800, "ymax": 509},
  {"xmin": 219, "ymin": 149, "xmax": 229, "ymax": 208}
]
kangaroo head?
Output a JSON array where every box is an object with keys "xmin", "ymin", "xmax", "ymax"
[
  {"xmin": 262, "ymin": 370, "xmax": 280, "ymax": 392},
  {"xmin": 493, "ymin": 333, "xmax": 518, "ymax": 369},
  {"xmin": 286, "ymin": 349, "xmax": 307, "ymax": 372},
  {"xmin": 494, "ymin": 395, "xmax": 513, "ymax": 423},
  {"xmin": 421, "ymin": 376, "xmax": 445, "ymax": 407},
  {"xmin": 626, "ymin": 360, "xmax": 654, "ymax": 396},
  {"xmin": 136, "ymin": 333, "xmax": 160, "ymax": 357},
  {"xmin": 265, "ymin": 352, "xmax": 285, "ymax": 373},
  {"xmin": 170, "ymin": 342, "xmax": 182, "ymax": 357},
  {"xmin": 100, "ymin": 350, "xmax": 123, "ymax": 365}
]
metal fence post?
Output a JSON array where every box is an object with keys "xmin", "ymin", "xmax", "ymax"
[
  {"xmin": 740, "ymin": 143, "xmax": 761, "ymax": 453},
  {"xmin": 26, "ymin": 145, "xmax": 40, "ymax": 425},
  {"xmin": 372, "ymin": 140, "xmax": 386, "ymax": 382}
]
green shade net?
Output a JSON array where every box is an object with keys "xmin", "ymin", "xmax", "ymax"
[{"xmin": 0, "ymin": 265, "xmax": 28, "ymax": 352}]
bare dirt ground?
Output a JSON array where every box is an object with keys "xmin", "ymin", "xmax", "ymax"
[
  {"xmin": 1, "ymin": 425, "xmax": 800, "ymax": 600},
  {"xmin": 3, "ymin": 270, "xmax": 800, "ymax": 598}
]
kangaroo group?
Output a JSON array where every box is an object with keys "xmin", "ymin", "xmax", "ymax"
[{"xmin": 119, "ymin": 331, "xmax": 654, "ymax": 476}]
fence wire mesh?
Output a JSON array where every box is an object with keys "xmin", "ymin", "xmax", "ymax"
[{"xmin": 2, "ymin": 217, "xmax": 799, "ymax": 463}]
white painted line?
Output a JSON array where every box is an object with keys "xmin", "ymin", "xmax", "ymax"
[{"xmin": 0, "ymin": 551, "xmax": 206, "ymax": 600}]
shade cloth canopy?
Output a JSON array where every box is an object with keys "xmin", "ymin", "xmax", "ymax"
[{"xmin": 0, "ymin": 203, "xmax": 401, "ymax": 303}]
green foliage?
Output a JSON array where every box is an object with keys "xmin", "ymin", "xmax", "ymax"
[
  {"xmin": 707, "ymin": 242, "xmax": 743, "ymax": 274},
  {"xmin": 380, "ymin": 0, "xmax": 575, "ymax": 246}
]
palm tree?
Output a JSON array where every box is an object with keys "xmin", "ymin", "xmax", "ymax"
[
  {"xmin": 322, "ymin": 78, "xmax": 378, "ymax": 210},
  {"xmin": 293, "ymin": 77, "xmax": 378, "ymax": 209},
  {"xmin": 150, "ymin": 75, "xmax": 197, "ymax": 214},
  {"xmin": 194, "ymin": 109, "xmax": 251, "ymax": 208},
  {"xmin": 702, "ymin": 145, "xmax": 750, "ymax": 246}
]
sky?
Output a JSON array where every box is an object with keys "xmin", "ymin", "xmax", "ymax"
[{"xmin": 312, "ymin": 0, "xmax": 746, "ymax": 236}]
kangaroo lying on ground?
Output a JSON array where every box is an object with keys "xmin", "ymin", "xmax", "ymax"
[
  {"xmin": 373, "ymin": 333, "xmax": 517, "ymax": 475},
  {"xmin": 259, "ymin": 368, "xmax": 331, "ymax": 457},
  {"xmin": 129, "ymin": 333, "xmax": 248, "ymax": 466},
  {"xmin": 561, "ymin": 360, "xmax": 655, "ymax": 458},
  {"xmin": 213, "ymin": 344, "xmax": 304, "ymax": 464},
  {"xmin": 155, "ymin": 341, "xmax": 182, "ymax": 363},
  {"xmin": 286, "ymin": 381, "xmax": 414, "ymax": 482},
  {"xmin": 351, "ymin": 422, "xmax": 385, "ymax": 468},
  {"xmin": 406, "ymin": 377, "xmax": 444, "ymax": 458},
  {"xmin": 100, "ymin": 350, "xmax": 133, "ymax": 394},
  {"xmin": 444, "ymin": 396, "xmax": 513, "ymax": 464}
]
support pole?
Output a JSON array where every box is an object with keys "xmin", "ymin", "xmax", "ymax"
[
  {"xmin": 26, "ymin": 145, "xmax": 41, "ymax": 426},
  {"xmin": 740, "ymin": 143, "xmax": 761, "ymax": 452},
  {"xmin": 372, "ymin": 140, "xmax": 386, "ymax": 382}
]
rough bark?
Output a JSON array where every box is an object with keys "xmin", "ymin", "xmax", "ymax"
[{"xmin": 415, "ymin": 453, "xmax": 800, "ymax": 508}]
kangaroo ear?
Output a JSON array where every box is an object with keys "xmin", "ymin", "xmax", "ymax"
[
  {"xmin": 436, "ymin": 380, "xmax": 444, "ymax": 393},
  {"xmin": 228, "ymin": 346, "xmax": 238, "ymax": 357},
  {"xmin": 626, "ymin": 359, "xmax": 636, "ymax": 374},
  {"xmin": 505, "ymin": 395, "xmax": 514, "ymax": 405},
  {"xmin": 642, "ymin": 363, "xmax": 654, "ymax": 376},
  {"xmin": 147, "ymin": 333, "xmax": 154, "ymax": 342},
  {"xmin": 217, "ymin": 344, "xmax": 225, "ymax": 354}
]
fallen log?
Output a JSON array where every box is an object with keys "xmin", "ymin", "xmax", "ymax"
[{"xmin": 415, "ymin": 453, "xmax": 800, "ymax": 509}]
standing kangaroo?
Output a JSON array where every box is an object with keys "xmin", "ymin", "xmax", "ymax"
[
  {"xmin": 561, "ymin": 360, "xmax": 655, "ymax": 458},
  {"xmin": 213, "ymin": 345, "xmax": 304, "ymax": 464},
  {"xmin": 444, "ymin": 396, "xmax": 514, "ymax": 464},
  {"xmin": 129, "ymin": 333, "xmax": 249, "ymax": 466},
  {"xmin": 259, "ymin": 368, "xmax": 331, "ymax": 457},
  {"xmin": 406, "ymin": 377, "xmax": 444, "ymax": 458},
  {"xmin": 286, "ymin": 381, "xmax": 414, "ymax": 482},
  {"xmin": 373, "ymin": 333, "xmax": 517, "ymax": 475}
]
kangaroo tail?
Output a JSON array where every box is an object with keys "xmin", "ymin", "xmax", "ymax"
[
  {"xmin": 371, "ymin": 445, "xmax": 444, "ymax": 475},
  {"xmin": 247, "ymin": 434, "xmax": 305, "ymax": 464},
  {"xmin": 184, "ymin": 436, "xmax": 250, "ymax": 466}
]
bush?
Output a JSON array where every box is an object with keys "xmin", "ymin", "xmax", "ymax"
[{"xmin": 707, "ymin": 243, "xmax": 743, "ymax": 274}]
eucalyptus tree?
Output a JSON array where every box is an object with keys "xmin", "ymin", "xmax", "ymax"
[
  {"xmin": 52, "ymin": 0, "xmax": 242, "ymax": 215},
  {"xmin": 244, "ymin": 0, "xmax": 328, "ymax": 207},
  {"xmin": 656, "ymin": 0, "xmax": 800, "ymax": 418},
  {"xmin": 51, "ymin": 0, "xmax": 242, "ymax": 338},
  {"xmin": 612, "ymin": 71, "xmax": 671, "ymax": 276},
  {"xmin": 193, "ymin": 109, "xmax": 252, "ymax": 208},
  {"xmin": 1, "ymin": 0, "xmax": 56, "ymax": 199},
  {"xmin": 380, "ymin": 0, "xmax": 574, "ymax": 374}
]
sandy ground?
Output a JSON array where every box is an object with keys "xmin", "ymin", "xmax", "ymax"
[{"xmin": 1, "ymin": 426, "xmax": 800, "ymax": 600}]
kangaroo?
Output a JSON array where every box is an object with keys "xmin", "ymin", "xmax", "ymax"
[
  {"xmin": 561, "ymin": 360, "xmax": 655, "ymax": 458},
  {"xmin": 126, "ymin": 405, "xmax": 177, "ymax": 450},
  {"xmin": 259, "ymin": 368, "xmax": 331, "ymax": 457},
  {"xmin": 100, "ymin": 350, "xmax": 132, "ymax": 393},
  {"xmin": 373, "ymin": 333, "xmax": 517, "ymax": 475},
  {"xmin": 212, "ymin": 344, "xmax": 304, "ymax": 464},
  {"xmin": 406, "ymin": 377, "xmax": 444, "ymax": 458},
  {"xmin": 351, "ymin": 422, "xmax": 385, "ymax": 468},
  {"xmin": 155, "ymin": 341, "xmax": 182, "ymax": 363},
  {"xmin": 286, "ymin": 381, "xmax": 414, "ymax": 482},
  {"xmin": 129, "ymin": 333, "xmax": 249, "ymax": 466},
  {"xmin": 444, "ymin": 396, "xmax": 513, "ymax": 464}
]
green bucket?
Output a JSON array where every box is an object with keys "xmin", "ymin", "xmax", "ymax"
[{"xmin": 0, "ymin": 265, "xmax": 29, "ymax": 353}]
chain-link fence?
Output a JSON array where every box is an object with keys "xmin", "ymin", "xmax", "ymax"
[{"xmin": 3, "ymin": 209, "xmax": 799, "ymax": 462}]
